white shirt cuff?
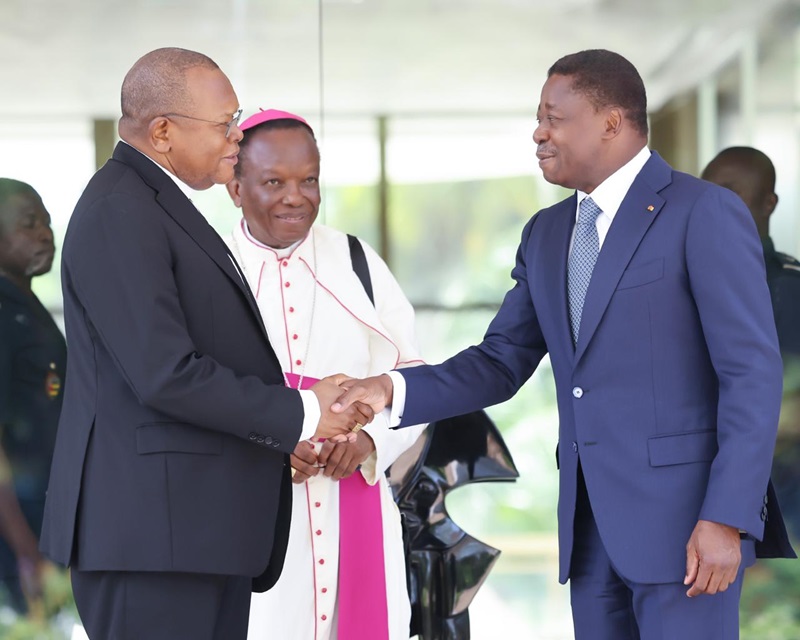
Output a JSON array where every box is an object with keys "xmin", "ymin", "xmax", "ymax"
[
  {"xmin": 359, "ymin": 409, "xmax": 392, "ymax": 484},
  {"xmin": 386, "ymin": 370, "xmax": 406, "ymax": 427},
  {"xmin": 298, "ymin": 389, "xmax": 321, "ymax": 442}
]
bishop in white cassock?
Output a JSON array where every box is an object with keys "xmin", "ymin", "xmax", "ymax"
[{"xmin": 224, "ymin": 108, "xmax": 426, "ymax": 640}]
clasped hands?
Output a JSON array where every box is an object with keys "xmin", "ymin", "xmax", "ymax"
[
  {"xmin": 298, "ymin": 374, "xmax": 392, "ymax": 484},
  {"xmin": 309, "ymin": 373, "xmax": 395, "ymax": 442},
  {"xmin": 289, "ymin": 433, "xmax": 375, "ymax": 484}
]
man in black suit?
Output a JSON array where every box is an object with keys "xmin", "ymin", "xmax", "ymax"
[{"xmin": 38, "ymin": 47, "xmax": 370, "ymax": 640}]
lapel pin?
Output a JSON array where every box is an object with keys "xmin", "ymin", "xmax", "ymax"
[{"xmin": 647, "ymin": 205, "xmax": 655, "ymax": 212}]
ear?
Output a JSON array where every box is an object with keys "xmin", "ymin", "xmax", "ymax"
[
  {"xmin": 603, "ymin": 108, "xmax": 623, "ymax": 139},
  {"xmin": 226, "ymin": 177, "xmax": 243, "ymax": 208},
  {"xmin": 149, "ymin": 117, "xmax": 172, "ymax": 154},
  {"xmin": 765, "ymin": 192, "xmax": 778, "ymax": 217}
]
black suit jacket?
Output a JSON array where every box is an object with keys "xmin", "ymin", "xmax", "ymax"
[{"xmin": 40, "ymin": 142, "xmax": 303, "ymax": 589}]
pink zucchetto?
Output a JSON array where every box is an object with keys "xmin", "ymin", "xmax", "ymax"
[{"xmin": 239, "ymin": 108, "xmax": 312, "ymax": 133}]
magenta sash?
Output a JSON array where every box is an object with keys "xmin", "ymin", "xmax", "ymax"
[{"xmin": 284, "ymin": 372, "xmax": 390, "ymax": 639}]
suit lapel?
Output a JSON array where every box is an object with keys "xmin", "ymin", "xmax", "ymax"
[
  {"xmin": 574, "ymin": 153, "xmax": 671, "ymax": 364},
  {"xmin": 112, "ymin": 142, "xmax": 266, "ymax": 326},
  {"xmin": 540, "ymin": 197, "xmax": 577, "ymax": 361}
]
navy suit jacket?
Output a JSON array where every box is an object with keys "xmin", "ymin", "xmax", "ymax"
[
  {"xmin": 399, "ymin": 152, "xmax": 789, "ymax": 584},
  {"xmin": 40, "ymin": 142, "xmax": 303, "ymax": 590}
]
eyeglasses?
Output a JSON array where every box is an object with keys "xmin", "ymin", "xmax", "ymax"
[{"xmin": 161, "ymin": 108, "xmax": 243, "ymax": 138}]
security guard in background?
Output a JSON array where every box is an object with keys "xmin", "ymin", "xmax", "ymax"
[
  {"xmin": 0, "ymin": 178, "xmax": 65, "ymax": 613},
  {"xmin": 702, "ymin": 147, "xmax": 800, "ymax": 539}
]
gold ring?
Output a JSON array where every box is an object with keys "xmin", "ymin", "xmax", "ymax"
[
  {"xmin": 351, "ymin": 423, "xmax": 363, "ymax": 433},
  {"xmin": 290, "ymin": 467, "xmax": 297, "ymax": 478}
]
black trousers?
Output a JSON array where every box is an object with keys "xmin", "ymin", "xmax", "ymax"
[{"xmin": 71, "ymin": 569, "xmax": 251, "ymax": 640}]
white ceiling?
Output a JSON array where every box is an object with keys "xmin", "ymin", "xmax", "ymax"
[{"xmin": 1, "ymin": 0, "xmax": 798, "ymax": 122}]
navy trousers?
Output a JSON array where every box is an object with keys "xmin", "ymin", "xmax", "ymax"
[{"xmin": 570, "ymin": 466, "xmax": 754, "ymax": 640}]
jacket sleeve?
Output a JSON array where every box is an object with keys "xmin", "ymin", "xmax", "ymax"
[
  {"xmin": 687, "ymin": 186, "xmax": 783, "ymax": 537},
  {"xmin": 0, "ymin": 314, "xmax": 11, "ymax": 425},
  {"xmin": 398, "ymin": 214, "xmax": 548, "ymax": 427}
]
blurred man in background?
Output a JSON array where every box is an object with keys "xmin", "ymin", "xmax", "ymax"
[
  {"xmin": 0, "ymin": 178, "xmax": 64, "ymax": 614},
  {"xmin": 701, "ymin": 147, "xmax": 800, "ymax": 358}
]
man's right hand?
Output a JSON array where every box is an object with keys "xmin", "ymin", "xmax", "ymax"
[
  {"xmin": 0, "ymin": 480, "xmax": 45, "ymax": 601},
  {"xmin": 18, "ymin": 553, "xmax": 44, "ymax": 602},
  {"xmin": 330, "ymin": 374, "xmax": 394, "ymax": 415},
  {"xmin": 311, "ymin": 376, "xmax": 375, "ymax": 441}
]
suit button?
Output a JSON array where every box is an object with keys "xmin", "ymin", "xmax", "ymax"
[
  {"xmin": 572, "ymin": 387, "xmax": 584, "ymax": 398},
  {"xmin": 257, "ymin": 436, "xmax": 265, "ymax": 443},
  {"xmin": 273, "ymin": 439, "xmax": 280, "ymax": 447},
  {"xmin": 264, "ymin": 436, "xmax": 273, "ymax": 445},
  {"xmin": 249, "ymin": 433, "xmax": 257, "ymax": 441},
  {"xmin": 761, "ymin": 506, "xmax": 768, "ymax": 521},
  {"xmin": 572, "ymin": 442, "xmax": 578, "ymax": 453}
]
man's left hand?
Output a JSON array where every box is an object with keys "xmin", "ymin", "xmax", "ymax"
[
  {"xmin": 684, "ymin": 519, "xmax": 742, "ymax": 597},
  {"xmin": 317, "ymin": 431, "xmax": 375, "ymax": 481},
  {"xmin": 290, "ymin": 441, "xmax": 320, "ymax": 484}
]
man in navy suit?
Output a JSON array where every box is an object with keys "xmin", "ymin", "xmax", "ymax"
[
  {"xmin": 334, "ymin": 49, "xmax": 789, "ymax": 639},
  {"xmin": 38, "ymin": 48, "xmax": 370, "ymax": 640}
]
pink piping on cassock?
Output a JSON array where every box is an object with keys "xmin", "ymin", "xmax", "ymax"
[{"xmin": 298, "ymin": 256, "xmax": 404, "ymax": 367}]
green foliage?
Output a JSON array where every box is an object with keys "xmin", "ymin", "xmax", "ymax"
[
  {"xmin": 385, "ymin": 176, "xmax": 540, "ymax": 305},
  {"xmin": 321, "ymin": 184, "xmax": 380, "ymax": 249},
  {"xmin": 740, "ymin": 558, "xmax": 800, "ymax": 639},
  {"xmin": 0, "ymin": 567, "xmax": 79, "ymax": 639}
]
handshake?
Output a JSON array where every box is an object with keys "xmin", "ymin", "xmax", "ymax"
[
  {"xmin": 285, "ymin": 374, "xmax": 397, "ymax": 486},
  {"xmin": 309, "ymin": 373, "xmax": 396, "ymax": 442}
]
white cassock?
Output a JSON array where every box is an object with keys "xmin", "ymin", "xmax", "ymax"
[{"xmin": 227, "ymin": 220, "xmax": 427, "ymax": 640}]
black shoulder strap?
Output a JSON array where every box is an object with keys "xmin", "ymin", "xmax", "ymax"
[{"xmin": 347, "ymin": 233, "xmax": 374, "ymax": 306}]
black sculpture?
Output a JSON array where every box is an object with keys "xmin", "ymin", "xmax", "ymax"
[{"xmin": 388, "ymin": 410, "xmax": 519, "ymax": 639}]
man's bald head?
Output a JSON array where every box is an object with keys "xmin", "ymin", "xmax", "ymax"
[
  {"xmin": 701, "ymin": 146, "xmax": 778, "ymax": 238},
  {"xmin": 119, "ymin": 48, "xmax": 219, "ymax": 136}
]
